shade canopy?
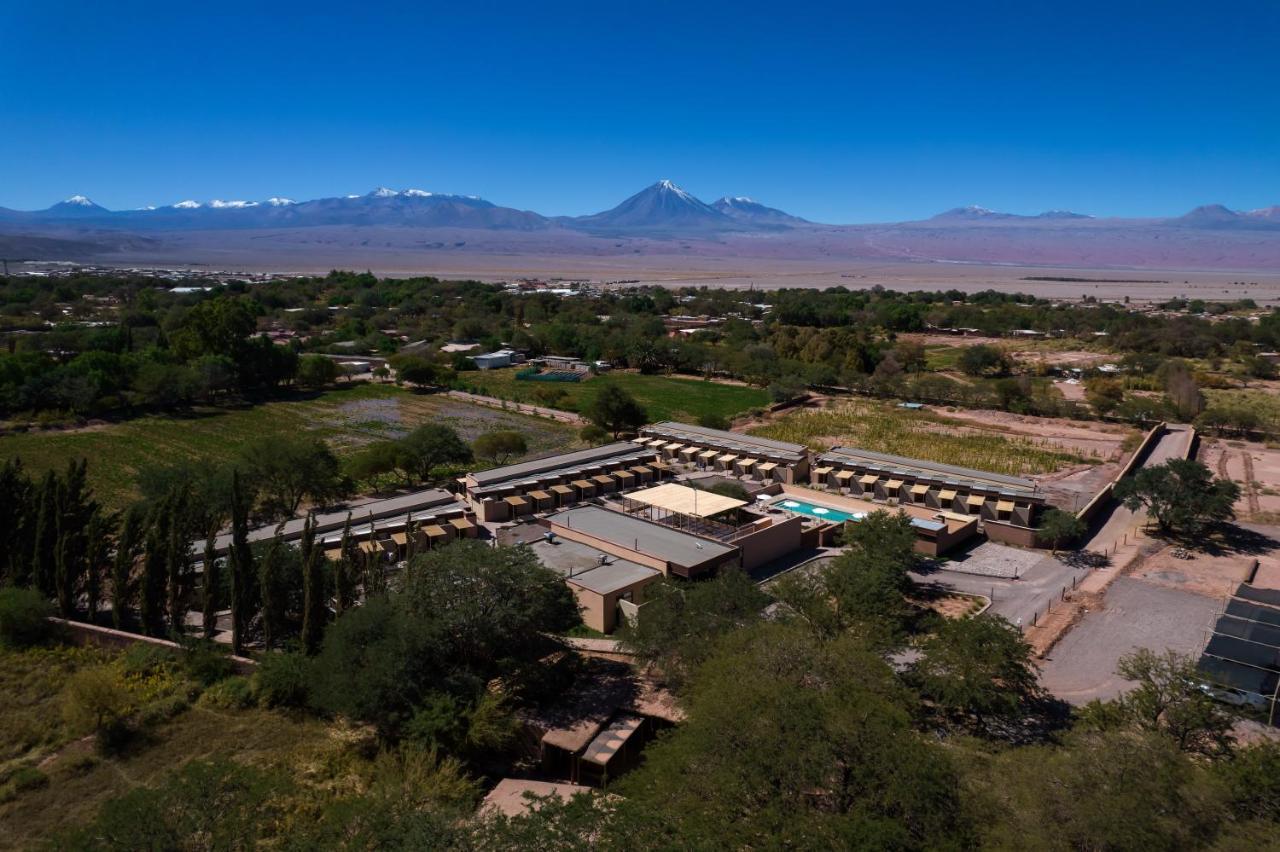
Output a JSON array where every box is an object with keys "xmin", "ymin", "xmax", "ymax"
[{"xmin": 626, "ymin": 482, "xmax": 747, "ymax": 518}]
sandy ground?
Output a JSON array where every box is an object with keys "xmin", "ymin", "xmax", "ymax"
[
  {"xmin": 1200, "ymin": 438, "xmax": 1280, "ymax": 523},
  {"xmin": 1130, "ymin": 544, "xmax": 1257, "ymax": 599}
]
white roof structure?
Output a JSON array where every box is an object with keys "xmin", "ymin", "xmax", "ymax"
[{"xmin": 624, "ymin": 482, "xmax": 746, "ymax": 518}]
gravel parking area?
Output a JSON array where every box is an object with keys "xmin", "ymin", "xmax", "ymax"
[
  {"xmin": 938, "ymin": 541, "xmax": 1045, "ymax": 579},
  {"xmin": 1038, "ymin": 577, "xmax": 1220, "ymax": 704}
]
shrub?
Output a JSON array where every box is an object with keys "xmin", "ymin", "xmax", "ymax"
[
  {"xmin": 0, "ymin": 766, "xmax": 49, "ymax": 803},
  {"xmin": 119, "ymin": 643, "xmax": 178, "ymax": 679},
  {"xmin": 253, "ymin": 651, "xmax": 313, "ymax": 709},
  {"xmin": 181, "ymin": 641, "xmax": 235, "ymax": 686},
  {"xmin": 0, "ymin": 587, "xmax": 54, "ymax": 648},
  {"xmin": 200, "ymin": 676, "xmax": 254, "ymax": 710},
  {"xmin": 579, "ymin": 423, "xmax": 608, "ymax": 444},
  {"xmin": 135, "ymin": 694, "xmax": 190, "ymax": 726},
  {"xmin": 61, "ymin": 666, "xmax": 131, "ymax": 737}
]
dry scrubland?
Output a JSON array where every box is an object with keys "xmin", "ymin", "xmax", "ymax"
[
  {"xmin": 751, "ymin": 399, "xmax": 1102, "ymax": 476},
  {"xmin": 0, "ymin": 384, "xmax": 578, "ymax": 510}
]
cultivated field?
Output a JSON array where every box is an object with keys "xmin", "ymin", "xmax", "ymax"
[
  {"xmin": 0, "ymin": 384, "xmax": 577, "ymax": 510},
  {"xmin": 458, "ymin": 369, "xmax": 770, "ymax": 424},
  {"xmin": 749, "ymin": 399, "xmax": 1114, "ymax": 477}
]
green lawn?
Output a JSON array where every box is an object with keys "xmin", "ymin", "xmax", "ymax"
[
  {"xmin": 0, "ymin": 383, "xmax": 577, "ymax": 510},
  {"xmin": 458, "ymin": 369, "xmax": 770, "ymax": 424}
]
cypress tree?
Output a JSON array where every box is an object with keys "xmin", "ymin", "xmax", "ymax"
[
  {"xmin": 84, "ymin": 509, "xmax": 113, "ymax": 625},
  {"xmin": 228, "ymin": 471, "xmax": 254, "ymax": 655},
  {"xmin": 140, "ymin": 497, "xmax": 169, "ymax": 636},
  {"xmin": 300, "ymin": 512, "xmax": 325, "ymax": 655},
  {"xmin": 334, "ymin": 513, "xmax": 355, "ymax": 615},
  {"xmin": 258, "ymin": 537, "xmax": 284, "ymax": 650},
  {"xmin": 31, "ymin": 470, "xmax": 58, "ymax": 598},
  {"xmin": 0, "ymin": 458, "xmax": 35, "ymax": 587},
  {"xmin": 201, "ymin": 517, "xmax": 221, "ymax": 640},
  {"xmin": 112, "ymin": 505, "xmax": 145, "ymax": 629},
  {"xmin": 165, "ymin": 486, "xmax": 192, "ymax": 635}
]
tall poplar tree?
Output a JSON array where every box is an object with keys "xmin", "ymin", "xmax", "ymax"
[{"xmin": 300, "ymin": 512, "xmax": 325, "ymax": 655}]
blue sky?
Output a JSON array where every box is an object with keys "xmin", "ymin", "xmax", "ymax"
[{"xmin": 1, "ymin": 0, "xmax": 1277, "ymax": 221}]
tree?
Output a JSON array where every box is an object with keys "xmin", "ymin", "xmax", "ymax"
[
  {"xmin": 139, "ymin": 497, "xmax": 170, "ymax": 636},
  {"xmin": 578, "ymin": 423, "xmax": 609, "ymax": 445},
  {"xmin": 586, "ymin": 384, "xmax": 647, "ymax": 438},
  {"xmin": 296, "ymin": 354, "xmax": 340, "ymax": 389},
  {"xmin": 300, "ymin": 512, "xmax": 326, "ymax": 655},
  {"xmin": 344, "ymin": 440, "xmax": 403, "ymax": 484},
  {"xmin": 228, "ymin": 471, "xmax": 254, "ymax": 655},
  {"xmin": 239, "ymin": 434, "xmax": 348, "ymax": 520},
  {"xmin": 314, "ymin": 541, "xmax": 578, "ymax": 739},
  {"xmin": 1085, "ymin": 377, "xmax": 1125, "ymax": 415},
  {"xmin": 1039, "ymin": 507, "xmax": 1086, "ymax": 553},
  {"xmin": 696, "ymin": 412, "xmax": 728, "ymax": 430},
  {"xmin": 1081, "ymin": 649, "xmax": 1237, "ymax": 757},
  {"xmin": 910, "ymin": 615, "xmax": 1040, "ymax": 731},
  {"xmin": 472, "ymin": 430, "xmax": 527, "ymax": 465},
  {"xmin": 396, "ymin": 424, "xmax": 473, "ymax": 484},
  {"xmin": 618, "ymin": 569, "xmax": 769, "ymax": 691},
  {"xmin": 606, "ymin": 623, "xmax": 970, "ymax": 848},
  {"xmin": 111, "ymin": 506, "xmax": 145, "ymax": 630},
  {"xmin": 201, "ymin": 516, "xmax": 221, "ymax": 640},
  {"xmin": 83, "ymin": 509, "xmax": 114, "ymax": 624},
  {"xmin": 391, "ymin": 355, "xmax": 441, "ymax": 388},
  {"xmin": 958, "ymin": 344, "xmax": 1011, "ymax": 377},
  {"xmin": 773, "ymin": 510, "xmax": 919, "ymax": 645},
  {"xmin": 1114, "ymin": 458, "xmax": 1240, "ymax": 537},
  {"xmin": 258, "ymin": 538, "xmax": 286, "ymax": 650}
]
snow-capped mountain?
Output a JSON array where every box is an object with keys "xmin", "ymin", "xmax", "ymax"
[
  {"xmin": 570, "ymin": 180, "xmax": 739, "ymax": 232},
  {"xmin": 711, "ymin": 196, "xmax": 808, "ymax": 226},
  {"xmin": 42, "ymin": 195, "xmax": 110, "ymax": 217}
]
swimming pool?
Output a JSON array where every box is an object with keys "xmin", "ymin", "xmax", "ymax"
[
  {"xmin": 777, "ymin": 499, "xmax": 864, "ymax": 524},
  {"xmin": 776, "ymin": 498, "xmax": 943, "ymax": 531}
]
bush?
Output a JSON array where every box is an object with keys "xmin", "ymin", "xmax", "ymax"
[
  {"xmin": 61, "ymin": 666, "xmax": 131, "ymax": 737},
  {"xmin": 0, "ymin": 587, "xmax": 54, "ymax": 648},
  {"xmin": 119, "ymin": 643, "xmax": 178, "ymax": 679},
  {"xmin": 200, "ymin": 676, "xmax": 254, "ymax": 710},
  {"xmin": 181, "ymin": 641, "xmax": 235, "ymax": 686},
  {"xmin": 135, "ymin": 694, "xmax": 190, "ymax": 726},
  {"xmin": 0, "ymin": 766, "xmax": 49, "ymax": 804},
  {"xmin": 253, "ymin": 651, "xmax": 313, "ymax": 709},
  {"xmin": 579, "ymin": 423, "xmax": 609, "ymax": 444}
]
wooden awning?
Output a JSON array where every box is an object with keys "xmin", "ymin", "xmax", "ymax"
[
  {"xmin": 529, "ymin": 489, "xmax": 552, "ymax": 501},
  {"xmin": 424, "ymin": 524, "xmax": 448, "ymax": 538},
  {"xmin": 911, "ymin": 484, "xmax": 929, "ymax": 495},
  {"xmin": 551, "ymin": 484, "xmax": 574, "ymax": 495},
  {"xmin": 679, "ymin": 447, "xmax": 698, "ymax": 457},
  {"xmin": 717, "ymin": 454, "xmax": 738, "ymax": 464},
  {"xmin": 813, "ymin": 466, "xmax": 833, "ymax": 475},
  {"xmin": 615, "ymin": 470, "xmax": 635, "ymax": 480},
  {"xmin": 966, "ymin": 494, "xmax": 986, "ymax": 507},
  {"xmin": 324, "ymin": 547, "xmax": 344, "ymax": 561},
  {"xmin": 572, "ymin": 479, "xmax": 595, "ymax": 489},
  {"xmin": 449, "ymin": 518, "xmax": 474, "ymax": 531},
  {"xmin": 663, "ymin": 442, "xmax": 683, "ymax": 452},
  {"xmin": 939, "ymin": 489, "xmax": 957, "ymax": 501},
  {"xmin": 593, "ymin": 474, "xmax": 615, "ymax": 485},
  {"xmin": 391, "ymin": 532, "xmax": 409, "ymax": 546},
  {"xmin": 737, "ymin": 458, "xmax": 756, "ymax": 468},
  {"xmin": 859, "ymin": 474, "xmax": 878, "ymax": 485},
  {"xmin": 757, "ymin": 461, "xmax": 778, "ymax": 472},
  {"xmin": 698, "ymin": 449, "xmax": 719, "ymax": 459},
  {"xmin": 834, "ymin": 470, "xmax": 855, "ymax": 481},
  {"xmin": 996, "ymin": 500, "xmax": 1015, "ymax": 513},
  {"xmin": 885, "ymin": 479, "xmax": 904, "ymax": 490},
  {"xmin": 629, "ymin": 466, "xmax": 652, "ymax": 476},
  {"xmin": 504, "ymin": 495, "xmax": 528, "ymax": 506}
]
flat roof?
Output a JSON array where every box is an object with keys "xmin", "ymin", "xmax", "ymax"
[
  {"xmin": 468, "ymin": 442, "xmax": 652, "ymax": 490},
  {"xmin": 819, "ymin": 446, "xmax": 1038, "ymax": 493},
  {"xmin": 567, "ymin": 560, "xmax": 661, "ymax": 595},
  {"xmin": 198, "ymin": 488, "xmax": 461, "ymax": 555},
  {"xmin": 625, "ymin": 482, "xmax": 746, "ymax": 519},
  {"xmin": 548, "ymin": 505, "xmax": 736, "ymax": 568},
  {"xmin": 481, "ymin": 779, "xmax": 591, "ymax": 818},
  {"xmin": 642, "ymin": 421, "xmax": 806, "ymax": 461}
]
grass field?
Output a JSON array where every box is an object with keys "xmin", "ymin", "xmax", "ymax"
[
  {"xmin": 1204, "ymin": 389, "xmax": 1280, "ymax": 423},
  {"xmin": 0, "ymin": 383, "xmax": 578, "ymax": 510},
  {"xmin": 750, "ymin": 399, "xmax": 1093, "ymax": 476},
  {"xmin": 0, "ymin": 643, "xmax": 385, "ymax": 848},
  {"xmin": 458, "ymin": 369, "xmax": 770, "ymax": 424}
]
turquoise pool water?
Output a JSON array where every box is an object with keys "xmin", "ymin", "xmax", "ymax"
[{"xmin": 776, "ymin": 499, "xmax": 863, "ymax": 523}]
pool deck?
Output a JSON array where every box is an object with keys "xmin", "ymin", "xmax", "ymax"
[{"xmin": 774, "ymin": 484, "xmax": 975, "ymax": 536}]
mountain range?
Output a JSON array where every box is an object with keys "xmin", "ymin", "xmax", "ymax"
[{"xmin": 2, "ymin": 180, "xmax": 1279, "ymax": 272}]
